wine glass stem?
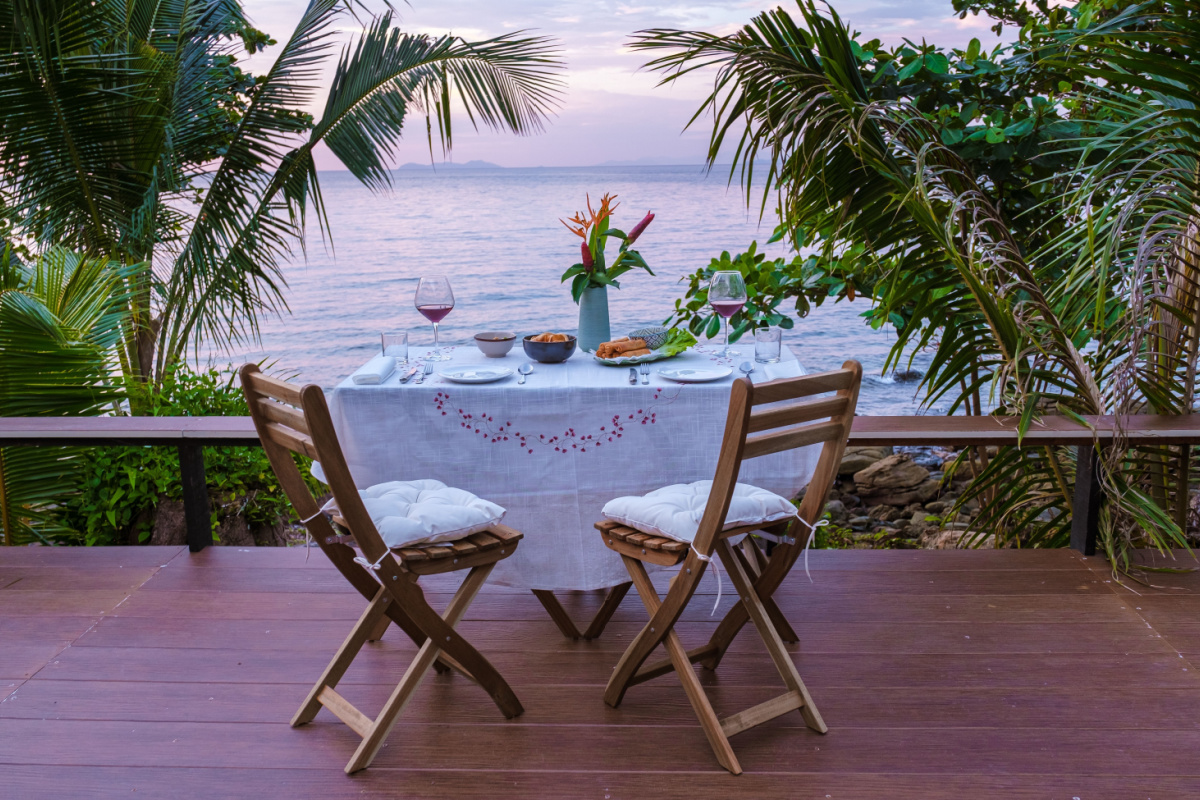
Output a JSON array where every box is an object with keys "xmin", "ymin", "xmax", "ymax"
[
  {"xmin": 723, "ymin": 317, "xmax": 730, "ymax": 354},
  {"xmin": 433, "ymin": 322, "xmax": 440, "ymax": 353}
]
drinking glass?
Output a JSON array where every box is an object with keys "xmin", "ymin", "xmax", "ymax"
[
  {"xmin": 708, "ymin": 271, "xmax": 747, "ymax": 357},
  {"xmin": 381, "ymin": 332, "xmax": 408, "ymax": 364},
  {"xmin": 414, "ymin": 276, "xmax": 455, "ymax": 362},
  {"xmin": 754, "ymin": 328, "xmax": 782, "ymax": 363}
]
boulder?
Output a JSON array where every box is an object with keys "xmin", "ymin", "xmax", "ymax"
[
  {"xmin": 862, "ymin": 478, "xmax": 942, "ymax": 507},
  {"xmin": 824, "ymin": 499, "xmax": 849, "ymax": 521},
  {"xmin": 150, "ymin": 499, "xmax": 187, "ymax": 546},
  {"xmin": 854, "ymin": 454, "xmax": 929, "ymax": 497},
  {"xmin": 839, "ymin": 446, "xmax": 892, "ymax": 476},
  {"xmin": 868, "ymin": 504, "xmax": 901, "ymax": 522}
]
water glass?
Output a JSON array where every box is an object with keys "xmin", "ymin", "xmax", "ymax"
[
  {"xmin": 381, "ymin": 332, "xmax": 408, "ymax": 364},
  {"xmin": 754, "ymin": 328, "xmax": 782, "ymax": 363}
]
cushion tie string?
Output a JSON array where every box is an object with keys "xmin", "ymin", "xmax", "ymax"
[
  {"xmin": 298, "ymin": 499, "xmax": 338, "ymax": 564},
  {"xmin": 794, "ymin": 517, "xmax": 828, "ymax": 582},
  {"xmin": 354, "ymin": 549, "xmax": 392, "ymax": 572},
  {"xmin": 689, "ymin": 544, "xmax": 723, "ymax": 616}
]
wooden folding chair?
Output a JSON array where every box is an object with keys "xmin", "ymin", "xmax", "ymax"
[
  {"xmin": 239, "ymin": 364, "xmax": 524, "ymax": 774},
  {"xmin": 594, "ymin": 361, "xmax": 862, "ymax": 774}
]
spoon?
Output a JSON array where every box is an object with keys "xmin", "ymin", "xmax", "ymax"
[
  {"xmin": 739, "ymin": 361, "xmax": 755, "ymax": 380},
  {"xmin": 518, "ymin": 363, "xmax": 534, "ymax": 385}
]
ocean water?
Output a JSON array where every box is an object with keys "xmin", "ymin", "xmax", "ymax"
[{"xmin": 223, "ymin": 166, "xmax": 937, "ymax": 416}]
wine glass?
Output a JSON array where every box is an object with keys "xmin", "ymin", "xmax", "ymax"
[
  {"xmin": 414, "ymin": 275, "xmax": 455, "ymax": 361},
  {"xmin": 708, "ymin": 271, "xmax": 747, "ymax": 357}
]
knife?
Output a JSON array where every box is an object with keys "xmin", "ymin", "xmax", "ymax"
[
  {"xmin": 398, "ymin": 367, "xmax": 418, "ymax": 384},
  {"xmin": 628, "ymin": 367, "xmax": 638, "ymax": 385}
]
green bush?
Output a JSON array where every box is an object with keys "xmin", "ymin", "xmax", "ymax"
[{"xmin": 60, "ymin": 366, "xmax": 321, "ymax": 546}]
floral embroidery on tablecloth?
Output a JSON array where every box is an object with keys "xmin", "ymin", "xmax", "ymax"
[{"xmin": 433, "ymin": 388, "xmax": 681, "ymax": 454}]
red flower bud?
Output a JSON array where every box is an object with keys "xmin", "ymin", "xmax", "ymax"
[
  {"xmin": 581, "ymin": 240, "xmax": 594, "ymax": 270},
  {"xmin": 626, "ymin": 211, "xmax": 654, "ymax": 244}
]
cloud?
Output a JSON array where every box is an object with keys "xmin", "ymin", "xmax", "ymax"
[{"xmin": 241, "ymin": 0, "xmax": 1012, "ymax": 168}]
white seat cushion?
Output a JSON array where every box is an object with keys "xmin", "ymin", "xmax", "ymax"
[
  {"xmin": 358, "ymin": 479, "xmax": 505, "ymax": 549},
  {"xmin": 602, "ymin": 480, "xmax": 798, "ymax": 544}
]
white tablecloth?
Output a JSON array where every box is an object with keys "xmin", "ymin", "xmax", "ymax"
[{"xmin": 326, "ymin": 343, "xmax": 818, "ymax": 590}]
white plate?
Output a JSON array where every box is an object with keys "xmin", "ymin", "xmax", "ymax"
[
  {"xmin": 657, "ymin": 366, "xmax": 734, "ymax": 383},
  {"xmin": 436, "ymin": 366, "xmax": 514, "ymax": 384}
]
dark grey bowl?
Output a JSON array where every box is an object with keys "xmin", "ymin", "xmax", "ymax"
[{"xmin": 522, "ymin": 334, "xmax": 577, "ymax": 363}]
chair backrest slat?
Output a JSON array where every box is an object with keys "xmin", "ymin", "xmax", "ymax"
[
  {"xmin": 743, "ymin": 420, "xmax": 843, "ymax": 460},
  {"xmin": 243, "ymin": 370, "xmax": 305, "ymax": 407},
  {"xmin": 254, "ymin": 396, "xmax": 311, "ymax": 436},
  {"xmin": 262, "ymin": 421, "xmax": 320, "ymax": 460},
  {"xmin": 751, "ymin": 368, "xmax": 857, "ymax": 406},
  {"xmin": 747, "ymin": 395, "xmax": 848, "ymax": 433}
]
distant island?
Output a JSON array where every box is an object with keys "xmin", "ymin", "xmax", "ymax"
[{"xmin": 397, "ymin": 160, "xmax": 504, "ymax": 170}]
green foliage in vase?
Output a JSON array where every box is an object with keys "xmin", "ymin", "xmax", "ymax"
[
  {"xmin": 634, "ymin": 1, "xmax": 1200, "ymax": 567},
  {"xmin": 0, "ymin": 247, "xmax": 134, "ymax": 544},
  {"xmin": 60, "ymin": 366, "xmax": 323, "ymax": 547},
  {"xmin": 0, "ymin": 0, "xmax": 565, "ymax": 391}
]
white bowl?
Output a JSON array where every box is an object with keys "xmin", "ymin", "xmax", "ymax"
[{"xmin": 474, "ymin": 331, "xmax": 516, "ymax": 358}]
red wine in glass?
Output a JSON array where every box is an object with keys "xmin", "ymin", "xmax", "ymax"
[
  {"xmin": 414, "ymin": 276, "xmax": 455, "ymax": 361},
  {"xmin": 711, "ymin": 300, "xmax": 745, "ymax": 318},
  {"xmin": 417, "ymin": 304, "xmax": 453, "ymax": 323},
  {"xmin": 708, "ymin": 271, "xmax": 748, "ymax": 357}
]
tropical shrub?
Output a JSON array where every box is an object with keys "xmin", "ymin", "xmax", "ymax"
[
  {"xmin": 60, "ymin": 365, "xmax": 322, "ymax": 547},
  {"xmin": 638, "ymin": 1, "xmax": 1200, "ymax": 567},
  {"xmin": 0, "ymin": 248, "xmax": 133, "ymax": 544}
]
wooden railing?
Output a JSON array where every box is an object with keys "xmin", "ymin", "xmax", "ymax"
[{"xmin": 3, "ymin": 414, "xmax": 1197, "ymax": 554}]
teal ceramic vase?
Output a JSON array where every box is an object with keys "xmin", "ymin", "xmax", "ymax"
[{"xmin": 577, "ymin": 285, "xmax": 611, "ymax": 352}]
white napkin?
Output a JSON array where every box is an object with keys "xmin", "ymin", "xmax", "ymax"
[
  {"xmin": 752, "ymin": 359, "xmax": 805, "ymax": 383},
  {"xmin": 351, "ymin": 355, "xmax": 396, "ymax": 385}
]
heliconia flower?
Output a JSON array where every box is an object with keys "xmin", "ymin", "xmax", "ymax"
[
  {"xmin": 626, "ymin": 211, "xmax": 654, "ymax": 244},
  {"xmin": 581, "ymin": 241, "xmax": 593, "ymax": 270}
]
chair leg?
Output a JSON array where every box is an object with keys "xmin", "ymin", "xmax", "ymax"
[
  {"xmin": 533, "ymin": 583, "xmax": 633, "ymax": 641},
  {"xmin": 615, "ymin": 555, "xmax": 742, "ymax": 775},
  {"xmin": 292, "ymin": 585, "xmax": 391, "ymax": 727},
  {"xmin": 717, "ymin": 540, "xmax": 826, "ymax": 734},
  {"xmin": 344, "ymin": 563, "xmax": 496, "ymax": 774},
  {"xmin": 733, "ymin": 542, "xmax": 799, "ymax": 644},
  {"xmin": 366, "ymin": 613, "xmax": 392, "ymax": 642}
]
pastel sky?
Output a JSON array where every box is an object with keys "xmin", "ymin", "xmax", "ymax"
[{"xmin": 241, "ymin": 0, "xmax": 1008, "ymax": 168}]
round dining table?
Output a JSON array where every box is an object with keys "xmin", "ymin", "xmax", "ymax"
[{"xmin": 325, "ymin": 342, "xmax": 819, "ymax": 593}]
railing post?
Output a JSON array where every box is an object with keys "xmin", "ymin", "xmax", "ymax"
[
  {"xmin": 1070, "ymin": 444, "xmax": 1101, "ymax": 556},
  {"xmin": 178, "ymin": 443, "xmax": 212, "ymax": 552}
]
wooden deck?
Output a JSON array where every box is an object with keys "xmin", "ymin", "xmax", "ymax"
[{"xmin": 3, "ymin": 546, "xmax": 1200, "ymax": 798}]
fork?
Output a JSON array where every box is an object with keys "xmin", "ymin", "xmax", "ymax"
[
  {"xmin": 414, "ymin": 363, "xmax": 433, "ymax": 384},
  {"xmin": 639, "ymin": 362, "xmax": 650, "ymax": 385}
]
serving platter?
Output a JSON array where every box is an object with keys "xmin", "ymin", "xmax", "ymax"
[{"xmin": 592, "ymin": 347, "xmax": 677, "ymax": 367}]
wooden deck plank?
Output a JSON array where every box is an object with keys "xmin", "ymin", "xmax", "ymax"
[
  {"xmin": 109, "ymin": 589, "xmax": 1139, "ymax": 624},
  {"xmin": 7, "ymin": 679, "xmax": 1200, "ymax": 730},
  {"xmin": 70, "ymin": 615, "xmax": 1174, "ymax": 655},
  {"xmin": 0, "ymin": 566, "xmax": 162, "ymax": 592},
  {"xmin": 136, "ymin": 565, "xmax": 1108, "ymax": 595},
  {"xmin": 3, "ymin": 718, "xmax": 1200, "ymax": 774},
  {"xmin": 30, "ymin": 644, "xmax": 1197, "ymax": 688}
]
